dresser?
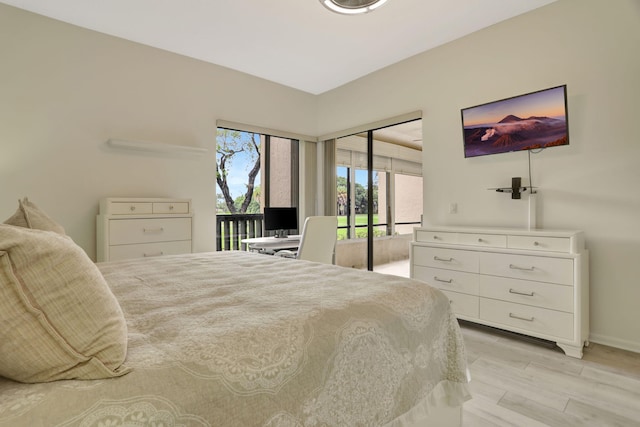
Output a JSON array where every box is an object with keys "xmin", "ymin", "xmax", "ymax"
[
  {"xmin": 411, "ymin": 226, "xmax": 589, "ymax": 358},
  {"xmin": 97, "ymin": 198, "xmax": 193, "ymax": 262}
]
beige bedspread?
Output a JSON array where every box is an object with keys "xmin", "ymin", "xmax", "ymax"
[{"xmin": 0, "ymin": 251, "xmax": 469, "ymax": 426}]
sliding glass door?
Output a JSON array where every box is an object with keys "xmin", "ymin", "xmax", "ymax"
[{"xmin": 334, "ymin": 119, "xmax": 422, "ymax": 275}]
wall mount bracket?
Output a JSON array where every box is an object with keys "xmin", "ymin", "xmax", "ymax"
[{"xmin": 488, "ymin": 177, "xmax": 536, "ymax": 199}]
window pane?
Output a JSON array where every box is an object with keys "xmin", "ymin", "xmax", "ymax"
[
  {"xmin": 337, "ymin": 166, "xmax": 349, "ymax": 240},
  {"xmin": 354, "ymin": 169, "xmax": 368, "ymax": 238},
  {"xmin": 374, "ymin": 170, "xmax": 389, "ymax": 237},
  {"xmin": 216, "ymin": 129, "xmax": 261, "ymax": 215},
  {"xmin": 268, "ymin": 136, "xmax": 292, "ymax": 207},
  {"xmin": 395, "ymin": 174, "xmax": 423, "ymax": 235}
]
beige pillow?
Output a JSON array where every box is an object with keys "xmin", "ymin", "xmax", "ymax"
[
  {"xmin": 4, "ymin": 197, "xmax": 66, "ymax": 235},
  {"xmin": 0, "ymin": 224, "xmax": 130, "ymax": 383}
]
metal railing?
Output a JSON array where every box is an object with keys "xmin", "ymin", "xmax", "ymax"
[
  {"xmin": 217, "ymin": 214, "xmax": 421, "ymax": 249},
  {"xmin": 216, "ymin": 213, "xmax": 264, "ymax": 251},
  {"xmin": 337, "ymin": 220, "xmax": 421, "ymax": 239}
]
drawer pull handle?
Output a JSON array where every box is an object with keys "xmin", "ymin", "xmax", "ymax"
[
  {"xmin": 433, "ymin": 235, "xmax": 440, "ymax": 240},
  {"xmin": 509, "ymin": 313, "xmax": 534, "ymax": 322},
  {"xmin": 533, "ymin": 241, "xmax": 540, "ymax": 246},
  {"xmin": 143, "ymin": 251, "xmax": 164, "ymax": 257},
  {"xmin": 434, "ymin": 276, "xmax": 453, "ymax": 284},
  {"xmin": 130, "ymin": 206, "xmax": 136, "ymax": 211},
  {"xmin": 169, "ymin": 205, "xmax": 174, "ymax": 210},
  {"xmin": 509, "ymin": 288, "xmax": 535, "ymax": 297},
  {"xmin": 509, "ymin": 264, "xmax": 535, "ymax": 271},
  {"xmin": 143, "ymin": 227, "xmax": 164, "ymax": 233},
  {"xmin": 478, "ymin": 238, "xmax": 485, "ymax": 243},
  {"xmin": 434, "ymin": 256, "xmax": 453, "ymax": 262}
]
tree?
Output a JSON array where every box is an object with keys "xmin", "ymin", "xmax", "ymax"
[
  {"xmin": 336, "ymin": 171, "xmax": 379, "ymax": 215},
  {"xmin": 234, "ymin": 186, "xmax": 261, "ymax": 213},
  {"xmin": 216, "ymin": 129, "xmax": 261, "ymax": 214},
  {"xmin": 337, "ymin": 175, "xmax": 348, "ymax": 215},
  {"xmin": 355, "ymin": 182, "xmax": 367, "ymax": 213}
]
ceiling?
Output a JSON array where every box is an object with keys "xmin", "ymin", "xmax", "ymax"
[
  {"xmin": 1, "ymin": 0, "xmax": 556, "ymax": 95},
  {"xmin": 364, "ymin": 120, "xmax": 424, "ymax": 151}
]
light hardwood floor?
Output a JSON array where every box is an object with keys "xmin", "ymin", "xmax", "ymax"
[{"xmin": 460, "ymin": 321, "xmax": 640, "ymax": 427}]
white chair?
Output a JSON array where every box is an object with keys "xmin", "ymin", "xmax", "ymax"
[{"xmin": 276, "ymin": 216, "xmax": 338, "ymax": 264}]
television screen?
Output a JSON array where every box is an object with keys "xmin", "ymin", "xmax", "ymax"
[
  {"xmin": 263, "ymin": 207, "xmax": 298, "ymax": 236},
  {"xmin": 461, "ymin": 85, "xmax": 569, "ymax": 158}
]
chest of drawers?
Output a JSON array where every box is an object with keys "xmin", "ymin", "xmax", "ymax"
[
  {"xmin": 97, "ymin": 198, "xmax": 193, "ymax": 262},
  {"xmin": 411, "ymin": 226, "xmax": 589, "ymax": 358}
]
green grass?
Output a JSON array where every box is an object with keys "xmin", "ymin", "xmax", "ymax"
[
  {"xmin": 338, "ymin": 214, "xmax": 377, "ymax": 227},
  {"xmin": 337, "ymin": 214, "xmax": 385, "ymax": 240}
]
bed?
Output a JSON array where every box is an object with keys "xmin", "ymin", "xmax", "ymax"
[{"xmin": 0, "ymin": 202, "xmax": 470, "ymax": 427}]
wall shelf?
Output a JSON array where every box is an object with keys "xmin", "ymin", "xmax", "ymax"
[
  {"xmin": 106, "ymin": 138, "xmax": 208, "ymax": 155},
  {"xmin": 488, "ymin": 186, "xmax": 537, "ymax": 199},
  {"xmin": 488, "ymin": 177, "xmax": 536, "ymax": 199}
]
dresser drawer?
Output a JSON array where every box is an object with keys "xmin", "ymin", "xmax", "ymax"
[
  {"xmin": 109, "ymin": 241, "xmax": 192, "ymax": 261},
  {"xmin": 479, "ymin": 252, "xmax": 574, "ymax": 285},
  {"xmin": 458, "ymin": 233, "xmax": 507, "ymax": 248},
  {"xmin": 153, "ymin": 202, "xmax": 190, "ymax": 214},
  {"xmin": 109, "ymin": 217, "xmax": 192, "ymax": 245},
  {"xmin": 480, "ymin": 298, "xmax": 573, "ymax": 340},
  {"xmin": 415, "ymin": 230, "xmax": 458, "ymax": 244},
  {"xmin": 507, "ymin": 235, "xmax": 571, "ymax": 253},
  {"xmin": 110, "ymin": 202, "xmax": 153, "ymax": 215},
  {"xmin": 414, "ymin": 266, "xmax": 479, "ymax": 295},
  {"xmin": 413, "ymin": 246, "xmax": 479, "ymax": 273},
  {"xmin": 479, "ymin": 275, "xmax": 573, "ymax": 312},
  {"xmin": 441, "ymin": 290, "xmax": 479, "ymax": 318}
]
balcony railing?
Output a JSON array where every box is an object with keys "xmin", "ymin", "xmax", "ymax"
[
  {"xmin": 217, "ymin": 214, "xmax": 420, "ymax": 250},
  {"xmin": 337, "ymin": 220, "xmax": 421, "ymax": 239},
  {"xmin": 216, "ymin": 213, "xmax": 264, "ymax": 251}
]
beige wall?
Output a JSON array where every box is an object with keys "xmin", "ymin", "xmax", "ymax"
[
  {"xmin": 317, "ymin": 0, "xmax": 640, "ymax": 352},
  {"xmin": 0, "ymin": 4, "xmax": 317, "ymax": 257},
  {"xmin": 2, "ymin": 0, "xmax": 639, "ymax": 352},
  {"xmin": 336, "ymin": 235, "xmax": 412, "ymax": 270}
]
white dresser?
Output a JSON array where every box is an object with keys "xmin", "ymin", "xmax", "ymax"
[
  {"xmin": 411, "ymin": 226, "xmax": 589, "ymax": 358},
  {"xmin": 97, "ymin": 198, "xmax": 193, "ymax": 262}
]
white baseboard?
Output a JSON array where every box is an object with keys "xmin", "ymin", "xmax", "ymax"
[{"xmin": 589, "ymin": 333, "xmax": 640, "ymax": 354}]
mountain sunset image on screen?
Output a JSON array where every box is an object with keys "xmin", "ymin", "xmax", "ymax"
[{"xmin": 461, "ymin": 85, "xmax": 569, "ymax": 158}]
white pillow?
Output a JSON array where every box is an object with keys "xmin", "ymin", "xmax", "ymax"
[
  {"xmin": 0, "ymin": 224, "xmax": 130, "ymax": 383},
  {"xmin": 3, "ymin": 197, "xmax": 66, "ymax": 235}
]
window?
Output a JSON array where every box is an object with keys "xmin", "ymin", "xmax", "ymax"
[
  {"xmin": 216, "ymin": 128, "xmax": 299, "ymax": 250},
  {"xmin": 394, "ymin": 173, "xmax": 423, "ymax": 235},
  {"xmin": 336, "ymin": 165, "xmax": 350, "ymax": 239}
]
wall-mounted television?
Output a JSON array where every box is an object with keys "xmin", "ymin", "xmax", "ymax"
[
  {"xmin": 461, "ymin": 85, "xmax": 569, "ymax": 158},
  {"xmin": 264, "ymin": 207, "xmax": 298, "ymax": 238}
]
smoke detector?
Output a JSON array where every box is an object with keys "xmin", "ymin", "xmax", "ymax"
[{"xmin": 320, "ymin": 0, "xmax": 389, "ymax": 15}]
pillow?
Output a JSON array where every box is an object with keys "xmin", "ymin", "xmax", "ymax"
[
  {"xmin": 3, "ymin": 197, "xmax": 66, "ymax": 235},
  {"xmin": 0, "ymin": 224, "xmax": 130, "ymax": 383}
]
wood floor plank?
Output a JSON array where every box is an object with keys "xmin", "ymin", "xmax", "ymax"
[
  {"xmin": 498, "ymin": 392, "xmax": 594, "ymax": 427},
  {"xmin": 580, "ymin": 364, "xmax": 640, "ymax": 394},
  {"xmin": 525, "ymin": 362, "xmax": 640, "ymax": 421},
  {"xmin": 464, "ymin": 394, "xmax": 550, "ymax": 427},
  {"xmin": 564, "ymin": 398, "xmax": 640, "ymax": 427},
  {"xmin": 582, "ymin": 343, "xmax": 640, "ymax": 379},
  {"xmin": 467, "ymin": 377, "xmax": 505, "ymax": 404},
  {"xmin": 470, "ymin": 358, "xmax": 569, "ymax": 411}
]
